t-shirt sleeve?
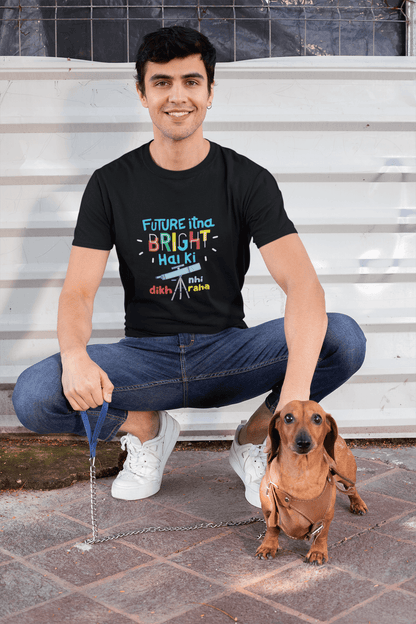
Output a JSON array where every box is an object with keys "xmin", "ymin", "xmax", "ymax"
[
  {"xmin": 244, "ymin": 169, "xmax": 297, "ymax": 249},
  {"xmin": 72, "ymin": 171, "xmax": 114, "ymax": 250}
]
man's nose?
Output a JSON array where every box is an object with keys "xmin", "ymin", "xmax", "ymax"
[{"xmin": 168, "ymin": 83, "xmax": 187, "ymax": 103}]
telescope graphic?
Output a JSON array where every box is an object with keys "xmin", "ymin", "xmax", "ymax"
[
  {"xmin": 156, "ymin": 263, "xmax": 202, "ymax": 301},
  {"xmin": 156, "ymin": 263, "xmax": 201, "ymax": 281}
]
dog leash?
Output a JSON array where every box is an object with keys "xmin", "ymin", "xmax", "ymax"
[
  {"xmin": 80, "ymin": 401, "xmax": 109, "ymax": 544},
  {"xmin": 80, "ymin": 402, "xmax": 264, "ymax": 545}
]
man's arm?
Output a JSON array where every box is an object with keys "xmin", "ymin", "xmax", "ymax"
[
  {"xmin": 260, "ymin": 233, "xmax": 327, "ymax": 412},
  {"xmin": 58, "ymin": 246, "xmax": 113, "ymax": 412}
]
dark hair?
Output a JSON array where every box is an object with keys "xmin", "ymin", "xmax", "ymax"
[{"xmin": 135, "ymin": 26, "xmax": 216, "ymax": 95}]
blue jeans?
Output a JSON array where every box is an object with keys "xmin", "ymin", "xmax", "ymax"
[{"xmin": 12, "ymin": 313, "xmax": 366, "ymax": 441}]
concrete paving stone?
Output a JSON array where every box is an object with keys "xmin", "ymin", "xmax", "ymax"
[
  {"xmin": 154, "ymin": 459, "xmax": 257, "ymax": 522},
  {"xmin": 164, "ymin": 449, "xmax": 226, "ymax": 473},
  {"xmin": 97, "ymin": 454, "xmax": 253, "ymax": 523},
  {"xmin": 326, "ymin": 519, "xmax": 373, "ymax": 550},
  {"xmin": 60, "ymin": 494, "xmax": 159, "ymax": 531},
  {"xmin": 352, "ymin": 447, "xmax": 416, "ymax": 472},
  {"xmin": 354, "ymin": 457, "xmax": 395, "ymax": 482},
  {"xmin": 398, "ymin": 576, "xmax": 416, "ymax": 594},
  {"xmin": 83, "ymin": 560, "xmax": 225, "ymax": 624},
  {"xmin": 372, "ymin": 510, "xmax": 416, "ymax": 543},
  {"xmin": 0, "ymin": 551, "xmax": 13, "ymax": 563},
  {"xmin": 0, "ymin": 560, "xmax": 67, "ymax": 616},
  {"xmin": 0, "ymin": 512, "xmax": 89, "ymax": 557},
  {"xmin": 334, "ymin": 589, "xmax": 416, "ymax": 624},
  {"xmin": 164, "ymin": 590, "xmax": 306, "ymax": 623},
  {"xmin": 246, "ymin": 561, "xmax": 382, "ymax": 622},
  {"xmin": 28, "ymin": 539, "xmax": 154, "ymax": 586},
  {"xmin": 329, "ymin": 530, "xmax": 416, "ymax": 584},
  {"xmin": 331, "ymin": 488, "xmax": 415, "ymax": 529},
  {"xmin": 360, "ymin": 468, "xmax": 416, "ymax": 504},
  {"xmin": 0, "ymin": 593, "xmax": 137, "ymax": 623},
  {"xmin": 162, "ymin": 452, "xmax": 238, "ymax": 483},
  {"xmin": 169, "ymin": 530, "xmax": 299, "ymax": 586},
  {"xmin": 0, "ymin": 482, "xmax": 90, "ymax": 519}
]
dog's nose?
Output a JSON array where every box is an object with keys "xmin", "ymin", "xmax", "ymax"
[{"xmin": 295, "ymin": 430, "xmax": 312, "ymax": 453}]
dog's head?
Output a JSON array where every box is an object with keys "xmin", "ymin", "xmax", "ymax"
[{"xmin": 266, "ymin": 400, "xmax": 338, "ymax": 462}]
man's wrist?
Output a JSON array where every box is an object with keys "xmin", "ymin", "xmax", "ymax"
[
  {"xmin": 275, "ymin": 390, "xmax": 310, "ymax": 413},
  {"xmin": 60, "ymin": 346, "xmax": 89, "ymax": 361}
]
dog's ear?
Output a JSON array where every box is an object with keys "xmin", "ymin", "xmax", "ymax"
[
  {"xmin": 265, "ymin": 412, "xmax": 281, "ymax": 463},
  {"xmin": 323, "ymin": 413, "xmax": 338, "ymax": 461}
]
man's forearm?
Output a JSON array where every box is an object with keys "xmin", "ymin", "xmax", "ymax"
[
  {"xmin": 278, "ymin": 280, "xmax": 327, "ymax": 409},
  {"xmin": 57, "ymin": 291, "xmax": 93, "ymax": 358}
]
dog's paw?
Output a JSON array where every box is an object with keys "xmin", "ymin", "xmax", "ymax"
[
  {"xmin": 349, "ymin": 499, "xmax": 368, "ymax": 515},
  {"xmin": 256, "ymin": 544, "xmax": 278, "ymax": 560},
  {"xmin": 304, "ymin": 550, "xmax": 327, "ymax": 566}
]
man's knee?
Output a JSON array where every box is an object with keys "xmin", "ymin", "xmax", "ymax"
[
  {"xmin": 326, "ymin": 312, "xmax": 366, "ymax": 375},
  {"xmin": 12, "ymin": 354, "xmax": 64, "ymax": 433}
]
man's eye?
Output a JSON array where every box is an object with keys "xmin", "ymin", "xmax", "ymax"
[{"xmin": 187, "ymin": 80, "xmax": 198, "ymax": 86}]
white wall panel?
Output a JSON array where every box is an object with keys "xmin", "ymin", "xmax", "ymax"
[{"xmin": 1, "ymin": 56, "xmax": 415, "ymax": 438}]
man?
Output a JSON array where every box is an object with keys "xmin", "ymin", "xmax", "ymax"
[{"xmin": 13, "ymin": 26, "xmax": 366, "ymax": 507}]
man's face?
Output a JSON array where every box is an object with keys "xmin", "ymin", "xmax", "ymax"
[{"xmin": 138, "ymin": 54, "xmax": 214, "ymax": 143}]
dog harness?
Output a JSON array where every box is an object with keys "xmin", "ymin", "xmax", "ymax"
[{"xmin": 266, "ymin": 464, "xmax": 356, "ymax": 542}]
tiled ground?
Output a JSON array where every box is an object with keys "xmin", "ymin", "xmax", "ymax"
[{"xmin": 1, "ymin": 447, "xmax": 416, "ymax": 624}]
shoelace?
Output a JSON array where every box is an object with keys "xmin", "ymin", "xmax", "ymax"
[
  {"xmin": 246, "ymin": 443, "xmax": 267, "ymax": 479},
  {"xmin": 121, "ymin": 435, "xmax": 162, "ymax": 478}
]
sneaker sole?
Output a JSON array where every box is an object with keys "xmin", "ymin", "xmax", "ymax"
[{"xmin": 111, "ymin": 413, "xmax": 180, "ymax": 501}]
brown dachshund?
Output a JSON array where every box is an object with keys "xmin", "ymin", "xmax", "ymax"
[{"xmin": 256, "ymin": 400, "xmax": 367, "ymax": 565}]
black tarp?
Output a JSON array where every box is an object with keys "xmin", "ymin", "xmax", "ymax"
[{"xmin": 0, "ymin": 1, "xmax": 407, "ymax": 61}]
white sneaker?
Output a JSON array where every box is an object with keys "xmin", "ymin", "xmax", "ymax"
[
  {"xmin": 111, "ymin": 411, "xmax": 180, "ymax": 501},
  {"xmin": 229, "ymin": 425, "xmax": 267, "ymax": 508}
]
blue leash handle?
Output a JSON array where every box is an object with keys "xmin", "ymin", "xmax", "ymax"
[{"xmin": 80, "ymin": 401, "xmax": 109, "ymax": 460}]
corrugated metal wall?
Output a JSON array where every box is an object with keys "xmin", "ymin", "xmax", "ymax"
[{"xmin": 1, "ymin": 55, "xmax": 415, "ymax": 439}]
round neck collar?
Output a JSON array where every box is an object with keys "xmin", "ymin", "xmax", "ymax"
[{"xmin": 142, "ymin": 141, "xmax": 217, "ymax": 179}]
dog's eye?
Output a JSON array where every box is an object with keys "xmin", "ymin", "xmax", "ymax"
[
  {"xmin": 284, "ymin": 413, "xmax": 295, "ymax": 424},
  {"xmin": 312, "ymin": 413, "xmax": 322, "ymax": 425}
]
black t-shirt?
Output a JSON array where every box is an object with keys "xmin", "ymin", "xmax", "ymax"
[{"xmin": 73, "ymin": 141, "xmax": 297, "ymax": 336}]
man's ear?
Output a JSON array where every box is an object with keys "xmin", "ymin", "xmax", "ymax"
[
  {"xmin": 323, "ymin": 414, "xmax": 338, "ymax": 461},
  {"xmin": 136, "ymin": 83, "xmax": 148, "ymax": 108},
  {"xmin": 207, "ymin": 84, "xmax": 214, "ymax": 108},
  {"xmin": 265, "ymin": 412, "xmax": 281, "ymax": 464}
]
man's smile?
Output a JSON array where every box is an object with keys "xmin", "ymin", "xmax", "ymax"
[{"xmin": 165, "ymin": 110, "xmax": 193, "ymax": 117}]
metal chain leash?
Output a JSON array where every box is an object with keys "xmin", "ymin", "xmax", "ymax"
[
  {"xmin": 88, "ymin": 458, "xmax": 99, "ymax": 543},
  {"xmin": 83, "ymin": 456, "xmax": 265, "ymax": 546}
]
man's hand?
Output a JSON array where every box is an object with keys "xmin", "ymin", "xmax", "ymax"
[
  {"xmin": 61, "ymin": 349, "xmax": 114, "ymax": 412},
  {"xmin": 274, "ymin": 393, "xmax": 309, "ymax": 415}
]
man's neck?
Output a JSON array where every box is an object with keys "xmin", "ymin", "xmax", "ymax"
[{"xmin": 149, "ymin": 136, "xmax": 210, "ymax": 171}]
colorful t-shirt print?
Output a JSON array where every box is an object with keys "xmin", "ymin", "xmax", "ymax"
[{"xmin": 138, "ymin": 215, "xmax": 217, "ymax": 301}]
